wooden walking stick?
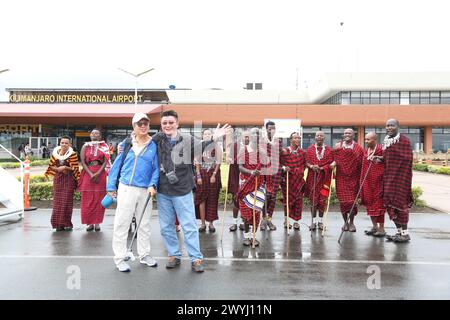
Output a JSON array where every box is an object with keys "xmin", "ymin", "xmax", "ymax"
[
  {"xmin": 252, "ymin": 175, "xmax": 259, "ymax": 248},
  {"xmin": 321, "ymin": 170, "xmax": 334, "ymax": 237},
  {"xmin": 286, "ymin": 171, "xmax": 290, "ymax": 235},
  {"xmin": 220, "ymin": 182, "xmax": 229, "ymax": 244},
  {"xmin": 338, "ymin": 160, "xmax": 373, "ymax": 244}
]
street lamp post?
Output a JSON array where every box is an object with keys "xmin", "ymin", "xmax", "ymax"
[{"xmin": 118, "ymin": 68, "xmax": 155, "ymax": 112}]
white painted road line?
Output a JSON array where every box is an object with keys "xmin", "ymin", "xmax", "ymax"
[{"xmin": 0, "ymin": 255, "xmax": 450, "ymax": 266}]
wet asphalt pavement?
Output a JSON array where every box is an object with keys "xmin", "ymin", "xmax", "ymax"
[{"xmin": 0, "ymin": 207, "xmax": 449, "ymax": 300}]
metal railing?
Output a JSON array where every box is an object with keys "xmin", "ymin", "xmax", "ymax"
[{"xmin": 0, "ymin": 144, "xmax": 24, "ymax": 221}]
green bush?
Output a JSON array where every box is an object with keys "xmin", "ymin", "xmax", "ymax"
[
  {"xmin": 0, "ymin": 162, "xmax": 20, "ymax": 169},
  {"xmin": 30, "ymin": 160, "xmax": 50, "ymax": 166},
  {"xmin": 29, "ymin": 182, "xmax": 53, "ymax": 200},
  {"xmin": 436, "ymin": 167, "xmax": 450, "ymax": 175},
  {"xmin": 17, "ymin": 175, "xmax": 51, "ymax": 183},
  {"xmin": 412, "ymin": 163, "xmax": 429, "ymax": 172},
  {"xmin": 412, "ymin": 185, "xmax": 426, "ymax": 207},
  {"xmin": 29, "ymin": 181, "xmax": 80, "ymax": 201},
  {"xmin": 0, "ymin": 159, "xmax": 49, "ymax": 168}
]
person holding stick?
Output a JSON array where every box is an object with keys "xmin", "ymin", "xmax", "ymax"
[
  {"xmin": 333, "ymin": 128, "xmax": 364, "ymax": 233},
  {"xmin": 305, "ymin": 131, "xmax": 335, "ymax": 231},
  {"xmin": 361, "ymin": 132, "xmax": 386, "ymax": 237},
  {"xmin": 106, "ymin": 113, "xmax": 159, "ymax": 272},
  {"xmin": 280, "ymin": 132, "xmax": 307, "ymax": 230},
  {"xmin": 236, "ymin": 128, "xmax": 267, "ymax": 246}
]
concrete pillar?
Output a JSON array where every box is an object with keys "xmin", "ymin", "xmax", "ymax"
[
  {"xmin": 357, "ymin": 126, "xmax": 365, "ymax": 146},
  {"xmin": 424, "ymin": 126, "xmax": 433, "ymax": 154}
]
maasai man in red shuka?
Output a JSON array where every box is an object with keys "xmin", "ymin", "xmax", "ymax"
[
  {"xmin": 382, "ymin": 119, "xmax": 413, "ymax": 243},
  {"xmin": 305, "ymin": 131, "xmax": 335, "ymax": 231},
  {"xmin": 260, "ymin": 120, "xmax": 282, "ymax": 231},
  {"xmin": 280, "ymin": 132, "xmax": 306, "ymax": 230},
  {"xmin": 333, "ymin": 128, "xmax": 364, "ymax": 232},
  {"xmin": 44, "ymin": 136, "xmax": 80, "ymax": 231},
  {"xmin": 236, "ymin": 128, "xmax": 270, "ymax": 246},
  {"xmin": 227, "ymin": 131, "xmax": 248, "ymax": 232},
  {"xmin": 360, "ymin": 132, "xmax": 386, "ymax": 237},
  {"xmin": 195, "ymin": 129, "xmax": 222, "ymax": 233},
  {"xmin": 78, "ymin": 128, "xmax": 110, "ymax": 232}
]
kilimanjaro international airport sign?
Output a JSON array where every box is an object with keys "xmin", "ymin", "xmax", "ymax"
[{"xmin": 9, "ymin": 93, "xmax": 144, "ymax": 103}]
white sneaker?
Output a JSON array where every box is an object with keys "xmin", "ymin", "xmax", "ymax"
[
  {"xmin": 116, "ymin": 261, "xmax": 131, "ymax": 272},
  {"xmin": 140, "ymin": 255, "xmax": 158, "ymax": 267}
]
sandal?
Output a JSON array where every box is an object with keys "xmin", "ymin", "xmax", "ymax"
[
  {"xmin": 293, "ymin": 222, "xmax": 300, "ymax": 230},
  {"xmin": 198, "ymin": 225, "xmax": 206, "ymax": 232},
  {"xmin": 208, "ymin": 225, "xmax": 216, "ymax": 233},
  {"xmin": 373, "ymin": 230, "xmax": 386, "ymax": 237},
  {"xmin": 364, "ymin": 228, "xmax": 377, "ymax": 236},
  {"xmin": 229, "ymin": 224, "xmax": 237, "ymax": 232},
  {"xmin": 318, "ymin": 222, "xmax": 324, "ymax": 230}
]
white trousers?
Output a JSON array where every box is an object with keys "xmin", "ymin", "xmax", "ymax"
[{"xmin": 112, "ymin": 183, "xmax": 152, "ymax": 265}]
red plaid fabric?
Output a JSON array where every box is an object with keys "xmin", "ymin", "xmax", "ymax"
[
  {"xmin": 304, "ymin": 144, "xmax": 334, "ymax": 211},
  {"xmin": 360, "ymin": 144, "xmax": 386, "ymax": 217},
  {"xmin": 51, "ymin": 170, "xmax": 77, "ymax": 228},
  {"xmin": 280, "ymin": 147, "xmax": 306, "ymax": 220},
  {"xmin": 194, "ymin": 150, "xmax": 222, "ymax": 222},
  {"xmin": 237, "ymin": 146, "xmax": 265, "ymax": 227},
  {"xmin": 236, "ymin": 146, "xmax": 267, "ymax": 201},
  {"xmin": 227, "ymin": 142, "xmax": 240, "ymax": 194},
  {"xmin": 387, "ymin": 207, "xmax": 409, "ymax": 225},
  {"xmin": 383, "ymin": 134, "xmax": 413, "ymax": 211},
  {"xmin": 334, "ymin": 142, "xmax": 364, "ymax": 204},
  {"xmin": 264, "ymin": 140, "xmax": 282, "ymax": 195}
]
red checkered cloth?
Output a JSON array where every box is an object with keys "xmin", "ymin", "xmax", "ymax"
[
  {"xmin": 304, "ymin": 144, "xmax": 334, "ymax": 211},
  {"xmin": 360, "ymin": 144, "xmax": 386, "ymax": 217},
  {"xmin": 383, "ymin": 134, "xmax": 413, "ymax": 211},
  {"xmin": 194, "ymin": 149, "xmax": 222, "ymax": 222},
  {"xmin": 387, "ymin": 207, "xmax": 409, "ymax": 225},
  {"xmin": 237, "ymin": 146, "xmax": 266, "ymax": 227},
  {"xmin": 227, "ymin": 142, "xmax": 241, "ymax": 194},
  {"xmin": 194, "ymin": 167, "xmax": 221, "ymax": 222},
  {"xmin": 280, "ymin": 147, "xmax": 306, "ymax": 220},
  {"xmin": 51, "ymin": 170, "xmax": 77, "ymax": 228},
  {"xmin": 334, "ymin": 142, "xmax": 364, "ymax": 204},
  {"xmin": 264, "ymin": 141, "xmax": 282, "ymax": 195}
]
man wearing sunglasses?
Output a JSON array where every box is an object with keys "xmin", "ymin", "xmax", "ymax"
[{"xmin": 152, "ymin": 110, "xmax": 231, "ymax": 273}]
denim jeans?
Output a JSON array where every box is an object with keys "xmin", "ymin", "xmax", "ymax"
[{"xmin": 157, "ymin": 192, "xmax": 203, "ymax": 262}]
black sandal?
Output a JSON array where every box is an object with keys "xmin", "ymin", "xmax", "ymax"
[{"xmin": 364, "ymin": 228, "xmax": 377, "ymax": 236}]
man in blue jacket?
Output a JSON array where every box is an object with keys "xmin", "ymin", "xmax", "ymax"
[{"xmin": 107, "ymin": 113, "xmax": 159, "ymax": 272}]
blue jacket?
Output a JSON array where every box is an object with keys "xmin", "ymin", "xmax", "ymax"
[{"xmin": 106, "ymin": 140, "xmax": 159, "ymax": 191}]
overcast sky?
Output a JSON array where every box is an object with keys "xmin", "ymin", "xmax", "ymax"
[{"xmin": 1, "ymin": 0, "xmax": 450, "ymax": 100}]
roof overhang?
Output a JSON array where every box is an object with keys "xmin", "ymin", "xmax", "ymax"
[{"xmin": 0, "ymin": 103, "xmax": 162, "ymax": 118}]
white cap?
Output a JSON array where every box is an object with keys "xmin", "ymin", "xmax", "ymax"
[{"xmin": 132, "ymin": 113, "xmax": 149, "ymax": 125}]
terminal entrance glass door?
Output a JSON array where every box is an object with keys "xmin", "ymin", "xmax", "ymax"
[{"xmin": 29, "ymin": 137, "xmax": 58, "ymax": 158}]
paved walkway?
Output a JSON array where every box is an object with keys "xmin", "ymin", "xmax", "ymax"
[{"xmin": 412, "ymin": 171, "xmax": 450, "ymax": 214}]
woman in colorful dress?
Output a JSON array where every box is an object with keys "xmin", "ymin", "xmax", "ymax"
[
  {"xmin": 78, "ymin": 128, "xmax": 110, "ymax": 231},
  {"xmin": 44, "ymin": 136, "xmax": 80, "ymax": 231}
]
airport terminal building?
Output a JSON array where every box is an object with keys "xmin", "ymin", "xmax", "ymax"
[{"xmin": 1, "ymin": 72, "xmax": 449, "ymax": 157}]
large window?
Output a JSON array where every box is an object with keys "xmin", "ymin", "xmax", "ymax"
[
  {"xmin": 323, "ymin": 91, "xmax": 450, "ymax": 105},
  {"xmin": 432, "ymin": 127, "xmax": 450, "ymax": 152},
  {"xmin": 365, "ymin": 127, "xmax": 423, "ymax": 151}
]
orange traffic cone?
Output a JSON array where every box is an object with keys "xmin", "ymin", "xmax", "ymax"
[{"xmin": 24, "ymin": 157, "xmax": 37, "ymax": 211}]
